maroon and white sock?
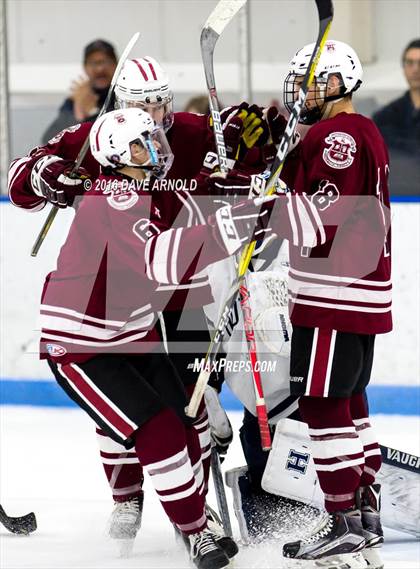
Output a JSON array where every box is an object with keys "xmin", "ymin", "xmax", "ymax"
[
  {"xmin": 134, "ymin": 408, "xmax": 206, "ymax": 536},
  {"xmin": 350, "ymin": 392, "xmax": 382, "ymax": 486},
  {"xmin": 96, "ymin": 427, "xmax": 144, "ymax": 502},
  {"xmin": 299, "ymin": 396, "xmax": 365, "ymax": 512}
]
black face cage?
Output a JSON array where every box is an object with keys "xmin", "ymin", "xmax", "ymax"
[{"xmin": 283, "ymin": 72, "xmax": 354, "ymax": 125}]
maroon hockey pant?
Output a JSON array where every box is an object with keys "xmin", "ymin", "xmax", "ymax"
[{"xmin": 299, "ymin": 392, "xmax": 382, "ymax": 512}]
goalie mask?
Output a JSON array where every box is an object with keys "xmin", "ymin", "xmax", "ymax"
[
  {"xmin": 89, "ymin": 108, "xmax": 173, "ymax": 178},
  {"xmin": 115, "ymin": 57, "xmax": 174, "ymax": 132},
  {"xmin": 283, "ymin": 40, "xmax": 363, "ymax": 125}
]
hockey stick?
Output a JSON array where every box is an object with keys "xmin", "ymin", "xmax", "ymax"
[
  {"xmin": 187, "ymin": 0, "xmax": 334, "ymax": 419},
  {"xmin": 0, "ymin": 504, "xmax": 37, "ymax": 534},
  {"xmin": 201, "ymin": 0, "xmax": 247, "ymax": 176},
  {"xmin": 200, "ymin": 0, "xmax": 271, "ymax": 450},
  {"xmin": 210, "ymin": 446, "xmax": 233, "ymax": 537},
  {"xmin": 30, "ymin": 31, "xmax": 140, "ymax": 257}
]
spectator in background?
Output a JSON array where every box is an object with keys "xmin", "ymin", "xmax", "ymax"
[
  {"xmin": 183, "ymin": 95, "xmax": 210, "ymax": 115},
  {"xmin": 373, "ymin": 39, "xmax": 420, "ymax": 195},
  {"xmin": 41, "ymin": 40, "xmax": 117, "ymax": 144}
]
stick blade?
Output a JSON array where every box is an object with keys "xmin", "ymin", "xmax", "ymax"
[
  {"xmin": 204, "ymin": 0, "xmax": 247, "ymax": 37},
  {"xmin": 0, "ymin": 506, "xmax": 37, "ymax": 535}
]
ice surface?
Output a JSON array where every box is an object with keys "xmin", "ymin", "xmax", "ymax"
[{"xmin": 1, "ymin": 407, "xmax": 419, "ymax": 568}]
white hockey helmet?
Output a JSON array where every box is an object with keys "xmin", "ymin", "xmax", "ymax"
[
  {"xmin": 115, "ymin": 57, "xmax": 174, "ymax": 131},
  {"xmin": 89, "ymin": 108, "xmax": 173, "ymax": 178},
  {"xmin": 283, "ymin": 40, "xmax": 363, "ymax": 124}
]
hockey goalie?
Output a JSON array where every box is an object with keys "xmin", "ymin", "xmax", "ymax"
[{"xmin": 204, "ymin": 241, "xmax": 420, "ymax": 552}]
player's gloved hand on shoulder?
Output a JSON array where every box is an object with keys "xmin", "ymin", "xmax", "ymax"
[
  {"xmin": 30, "ymin": 155, "xmax": 90, "ymax": 208},
  {"xmin": 210, "ymin": 102, "xmax": 270, "ymax": 163},
  {"xmin": 236, "ymin": 103, "xmax": 269, "ymax": 150},
  {"xmin": 204, "ymin": 386, "xmax": 233, "ymax": 458}
]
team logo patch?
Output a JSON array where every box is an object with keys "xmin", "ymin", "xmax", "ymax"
[
  {"xmin": 286, "ymin": 449, "xmax": 310, "ymax": 475},
  {"xmin": 106, "ymin": 189, "xmax": 139, "ymax": 211},
  {"xmin": 323, "ymin": 132, "xmax": 357, "ymax": 169},
  {"xmin": 46, "ymin": 343, "xmax": 67, "ymax": 357}
]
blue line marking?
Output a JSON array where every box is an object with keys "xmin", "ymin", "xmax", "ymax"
[{"xmin": 0, "ymin": 379, "xmax": 419, "ymax": 415}]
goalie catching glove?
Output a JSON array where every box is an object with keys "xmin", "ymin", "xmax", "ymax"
[{"xmin": 30, "ymin": 155, "xmax": 90, "ymax": 208}]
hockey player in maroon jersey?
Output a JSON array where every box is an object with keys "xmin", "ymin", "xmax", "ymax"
[
  {"xmin": 276, "ymin": 41, "xmax": 391, "ymax": 569},
  {"xmin": 39, "ymin": 107, "xmax": 324, "ymax": 567},
  {"xmin": 204, "ymin": 39, "xmax": 391, "ymax": 568},
  {"xmin": 7, "ymin": 55, "xmax": 280, "ymax": 549}
]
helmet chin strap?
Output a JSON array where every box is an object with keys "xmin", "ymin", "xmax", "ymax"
[
  {"xmin": 321, "ymin": 94, "xmax": 346, "ymax": 120},
  {"xmin": 321, "ymin": 101, "xmax": 334, "ymax": 120}
]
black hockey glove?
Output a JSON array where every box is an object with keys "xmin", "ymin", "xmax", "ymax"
[
  {"xmin": 261, "ymin": 107, "xmax": 301, "ymax": 165},
  {"xmin": 265, "ymin": 106, "xmax": 287, "ymax": 144},
  {"xmin": 30, "ymin": 155, "xmax": 90, "ymax": 208}
]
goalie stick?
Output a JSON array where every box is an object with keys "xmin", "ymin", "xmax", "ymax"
[
  {"xmin": 199, "ymin": 0, "xmax": 272, "ymax": 450},
  {"xmin": 187, "ymin": 0, "xmax": 334, "ymax": 419},
  {"xmin": 0, "ymin": 504, "xmax": 37, "ymax": 534},
  {"xmin": 30, "ymin": 31, "xmax": 140, "ymax": 257},
  {"xmin": 210, "ymin": 446, "xmax": 233, "ymax": 537}
]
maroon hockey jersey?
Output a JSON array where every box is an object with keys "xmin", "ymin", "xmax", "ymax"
[
  {"xmin": 39, "ymin": 175, "xmax": 225, "ymax": 365},
  {"xmin": 8, "ymin": 112, "xmax": 215, "ymax": 310},
  {"xmin": 286, "ymin": 112, "xmax": 392, "ymax": 335}
]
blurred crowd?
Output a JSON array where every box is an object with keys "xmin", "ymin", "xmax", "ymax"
[{"xmin": 37, "ymin": 36, "xmax": 420, "ymax": 197}]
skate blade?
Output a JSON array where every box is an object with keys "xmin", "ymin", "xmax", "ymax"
[
  {"xmin": 284, "ymin": 552, "xmax": 367, "ymax": 569},
  {"xmin": 114, "ymin": 538, "xmax": 135, "ymax": 558},
  {"xmin": 362, "ymin": 547, "xmax": 384, "ymax": 569}
]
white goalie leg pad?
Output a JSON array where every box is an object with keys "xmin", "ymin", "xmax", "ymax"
[
  {"xmin": 261, "ymin": 418, "xmax": 324, "ymax": 509},
  {"xmin": 376, "ymin": 461, "xmax": 420, "ymax": 538}
]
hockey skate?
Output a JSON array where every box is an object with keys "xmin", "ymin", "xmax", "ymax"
[
  {"xmin": 205, "ymin": 503, "xmax": 239, "ymax": 558},
  {"xmin": 187, "ymin": 529, "xmax": 230, "ymax": 569},
  {"xmin": 282, "ymin": 507, "xmax": 367, "ymax": 568},
  {"xmin": 358, "ymin": 485, "xmax": 384, "ymax": 569},
  {"xmin": 174, "ymin": 504, "xmax": 238, "ymax": 560},
  {"xmin": 108, "ymin": 494, "xmax": 143, "ymax": 557}
]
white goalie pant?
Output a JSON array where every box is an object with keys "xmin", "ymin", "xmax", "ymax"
[{"xmin": 261, "ymin": 418, "xmax": 420, "ymax": 538}]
